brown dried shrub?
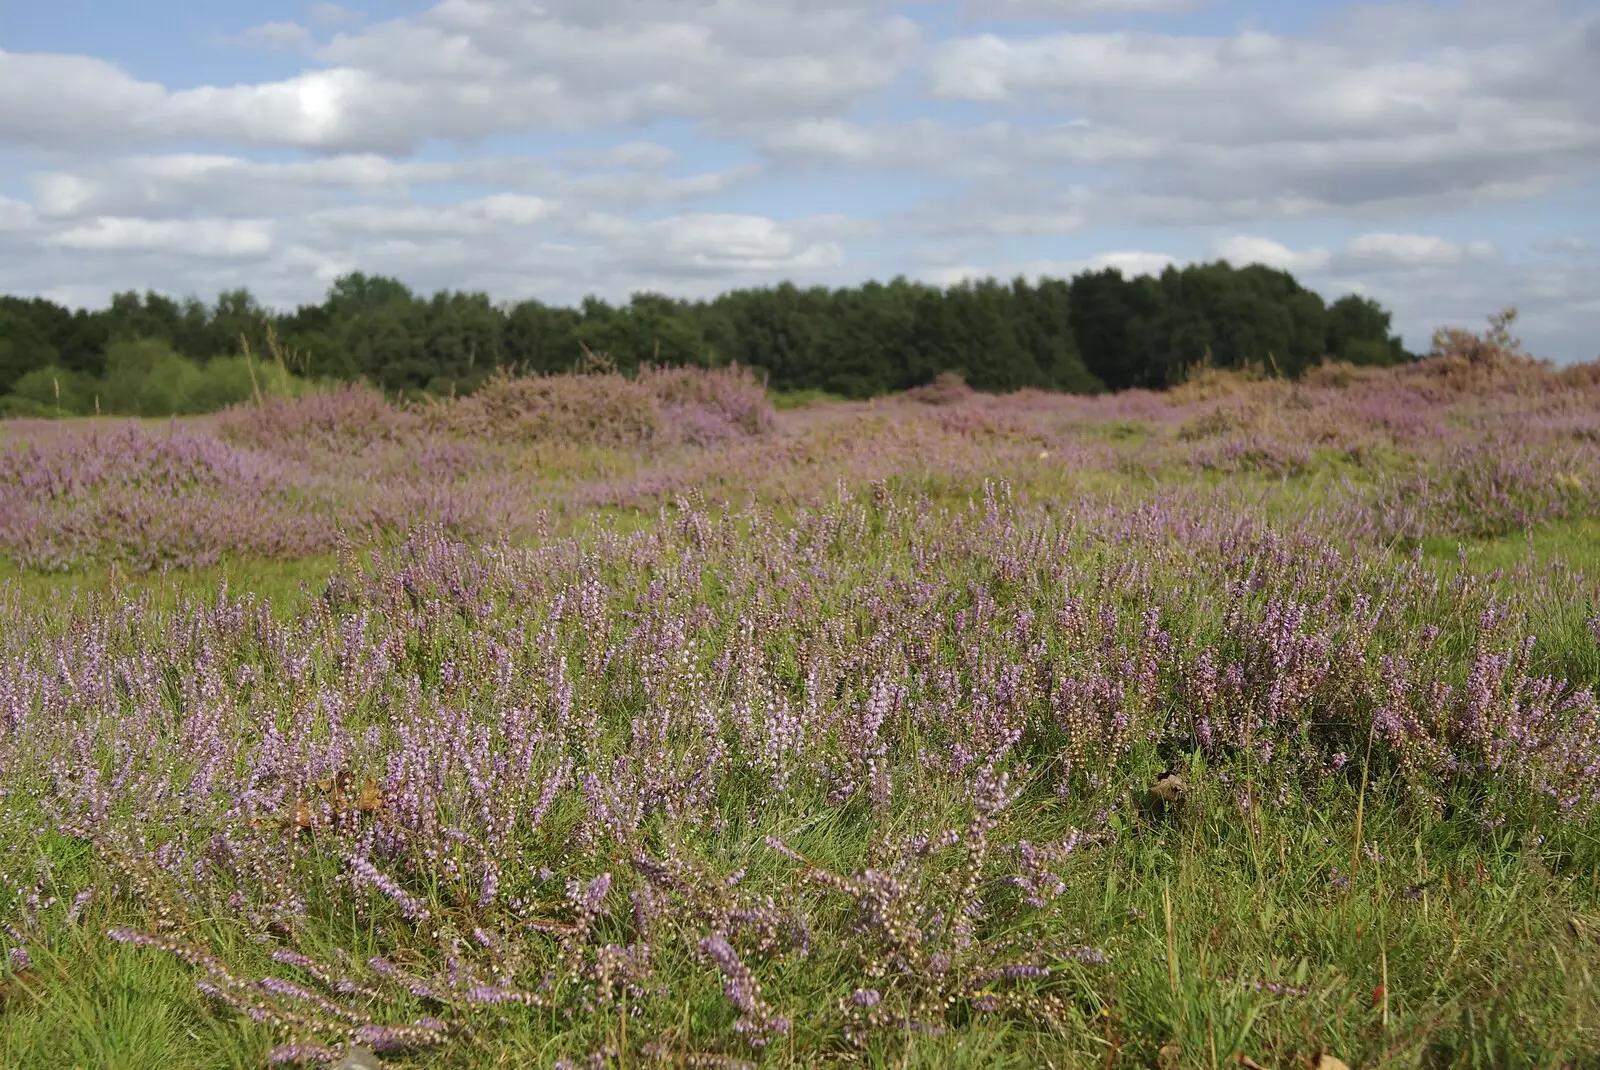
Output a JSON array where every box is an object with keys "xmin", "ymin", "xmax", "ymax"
[{"xmin": 906, "ymin": 372, "xmax": 976, "ymax": 406}]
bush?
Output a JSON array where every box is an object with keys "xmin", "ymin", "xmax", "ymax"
[
  {"xmin": 215, "ymin": 384, "xmax": 416, "ymax": 453},
  {"xmin": 100, "ymin": 338, "xmax": 182, "ymax": 415},
  {"xmin": 421, "ymin": 365, "xmax": 777, "ymax": 448},
  {"xmin": 642, "ymin": 363, "xmax": 776, "ymax": 443},
  {"xmin": 425, "ymin": 370, "xmax": 662, "ymax": 447},
  {"xmin": 8, "ymin": 366, "xmax": 98, "ymax": 415},
  {"xmin": 87, "ymin": 339, "xmax": 313, "ymax": 417},
  {"xmin": 0, "ymin": 394, "xmax": 58, "ymax": 418},
  {"xmin": 905, "ymin": 372, "xmax": 976, "ymax": 406},
  {"xmin": 185, "ymin": 357, "xmax": 267, "ymax": 413}
]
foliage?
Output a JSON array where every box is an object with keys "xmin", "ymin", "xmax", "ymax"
[
  {"xmin": 0, "ymin": 263, "xmax": 1414, "ymax": 414},
  {"xmin": 0, "ymin": 336, "xmax": 311, "ymax": 419}
]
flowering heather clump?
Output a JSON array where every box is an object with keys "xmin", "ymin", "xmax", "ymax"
[
  {"xmin": 420, "ymin": 368, "xmax": 664, "ymax": 447},
  {"xmin": 1347, "ymin": 439, "xmax": 1600, "ymax": 542},
  {"xmin": 0, "ymin": 422, "xmax": 334, "ymax": 570},
  {"xmin": 419, "ymin": 364, "xmax": 776, "ymax": 449},
  {"xmin": 1190, "ymin": 434, "xmax": 1314, "ymax": 478},
  {"xmin": 3, "ymin": 349, "xmax": 1600, "ymax": 1063},
  {"xmin": 214, "ymin": 384, "xmax": 417, "ymax": 455},
  {"xmin": 640, "ymin": 363, "xmax": 776, "ymax": 444}
]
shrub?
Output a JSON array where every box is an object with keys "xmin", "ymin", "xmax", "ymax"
[
  {"xmin": 186, "ymin": 356, "xmax": 271, "ymax": 413},
  {"xmin": 905, "ymin": 371, "xmax": 976, "ymax": 406},
  {"xmin": 8, "ymin": 366, "xmax": 98, "ymax": 415},
  {"xmin": 1166, "ymin": 362, "xmax": 1269, "ymax": 405},
  {"xmin": 0, "ymin": 394, "xmax": 58, "ymax": 419},
  {"xmin": 424, "ymin": 369, "xmax": 662, "ymax": 447},
  {"xmin": 422, "ymin": 365, "xmax": 777, "ymax": 448},
  {"xmin": 215, "ymin": 384, "xmax": 417, "ymax": 453},
  {"xmin": 642, "ymin": 363, "xmax": 776, "ymax": 444}
]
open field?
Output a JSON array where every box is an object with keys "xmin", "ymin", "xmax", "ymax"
[{"xmin": 3, "ymin": 348, "xmax": 1600, "ymax": 1068}]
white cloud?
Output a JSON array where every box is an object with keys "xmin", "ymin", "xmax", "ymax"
[
  {"xmin": 919, "ymin": 7, "xmax": 1600, "ymax": 216},
  {"xmin": 307, "ymin": 195, "xmax": 558, "ymax": 236},
  {"xmin": 759, "ymin": 119, "xmax": 880, "ymax": 164},
  {"xmin": 26, "ymin": 151, "xmax": 758, "ymax": 224},
  {"xmin": 576, "ymin": 212, "xmax": 847, "ymax": 276},
  {"xmin": 0, "ymin": 198, "xmax": 36, "ymax": 236},
  {"xmin": 310, "ymin": 3, "xmax": 361, "ymax": 27},
  {"xmin": 0, "ymin": 0, "xmax": 1596, "ymax": 360},
  {"xmin": 966, "ymin": 0, "xmax": 1199, "ymax": 15},
  {"xmin": 1, "ymin": 1, "xmax": 921, "ymax": 152},
  {"xmin": 243, "ymin": 21, "xmax": 313, "ymax": 51},
  {"xmin": 1214, "ymin": 235, "xmax": 1332, "ymax": 274},
  {"xmin": 1213, "ymin": 232, "xmax": 1501, "ymax": 276},
  {"xmin": 0, "ymin": 50, "xmax": 168, "ymax": 148},
  {"xmin": 45, "ymin": 218, "xmax": 275, "ymax": 258},
  {"xmin": 1342, "ymin": 232, "xmax": 1475, "ymax": 268},
  {"xmin": 924, "ymin": 249, "xmax": 1177, "ymax": 287}
]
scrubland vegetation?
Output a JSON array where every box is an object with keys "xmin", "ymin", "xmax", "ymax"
[{"xmin": 0, "ymin": 309, "xmax": 1598, "ymax": 1068}]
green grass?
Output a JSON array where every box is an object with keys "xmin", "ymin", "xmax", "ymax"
[
  {"xmin": 768, "ymin": 388, "xmax": 850, "ymax": 411},
  {"xmin": 0, "ymin": 554, "xmax": 337, "ymax": 616},
  {"xmin": 1421, "ymin": 519, "xmax": 1600, "ymax": 577}
]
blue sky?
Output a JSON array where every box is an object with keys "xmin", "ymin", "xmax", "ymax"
[{"xmin": 1, "ymin": 0, "xmax": 1596, "ymax": 360}]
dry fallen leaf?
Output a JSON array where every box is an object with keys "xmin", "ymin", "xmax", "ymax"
[
  {"xmin": 1229, "ymin": 1055, "xmax": 1269, "ymax": 1070},
  {"xmin": 1315, "ymin": 1056, "xmax": 1351, "ymax": 1070},
  {"xmin": 1149, "ymin": 772, "xmax": 1188, "ymax": 805},
  {"xmin": 1158, "ymin": 1042, "xmax": 1182, "ymax": 1068},
  {"xmin": 332, "ymin": 1045, "xmax": 384, "ymax": 1070},
  {"xmin": 356, "ymin": 777, "xmax": 385, "ymax": 812}
]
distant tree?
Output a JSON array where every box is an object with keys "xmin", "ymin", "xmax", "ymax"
[
  {"xmin": 1011, "ymin": 276, "xmax": 1104, "ymax": 393},
  {"xmin": 0, "ymin": 261, "xmax": 1411, "ymax": 406},
  {"xmin": 1069, "ymin": 268, "xmax": 1170, "ymax": 390},
  {"xmin": 505, "ymin": 299, "xmax": 582, "ymax": 375},
  {"xmin": 0, "ymin": 305, "xmax": 60, "ymax": 393},
  {"xmin": 1326, "ymin": 293, "xmax": 1410, "ymax": 366},
  {"xmin": 575, "ymin": 292, "xmax": 707, "ymax": 371}
]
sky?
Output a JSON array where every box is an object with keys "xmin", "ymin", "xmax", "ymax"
[{"xmin": 0, "ymin": 0, "xmax": 1597, "ymax": 361}]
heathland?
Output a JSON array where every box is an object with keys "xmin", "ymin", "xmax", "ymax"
[{"xmin": 0, "ymin": 315, "xmax": 1598, "ymax": 1068}]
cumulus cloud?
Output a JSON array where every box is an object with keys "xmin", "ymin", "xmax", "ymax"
[
  {"xmin": 45, "ymin": 218, "xmax": 276, "ymax": 259},
  {"xmin": 242, "ymin": 21, "xmax": 313, "ymax": 51},
  {"xmin": 0, "ymin": 0, "xmax": 1596, "ymax": 359},
  {"xmin": 1214, "ymin": 232, "xmax": 1500, "ymax": 276},
  {"xmin": 26, "ymin": 151, "xmax": 760, "ymax": 224},
  {"xmin": 0, "ymin": 1, "xmax": 922, "ymax": 153},
  {"xmin": 1213, "ymin": 236, "xmax": 1331, "ymax": 275},
  {"xmin": 965, "ymin": 0, "xmax": 1199, "ymax": 16},
  {"xmin": 920, "ymin": 4, "xmax": 1600, "ymax": 214},
  {"xmin": 922, "ymin": 249, "xmax": 1178, "ymax": 288},
  {"xmin": 1340, "ymin": 233, "xmax": 1492, "ymax": 269}
]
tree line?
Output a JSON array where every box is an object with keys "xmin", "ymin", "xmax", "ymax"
[{"xmin": 0, "ymin": 261, "xmax": 1413, "ymax": 416}]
